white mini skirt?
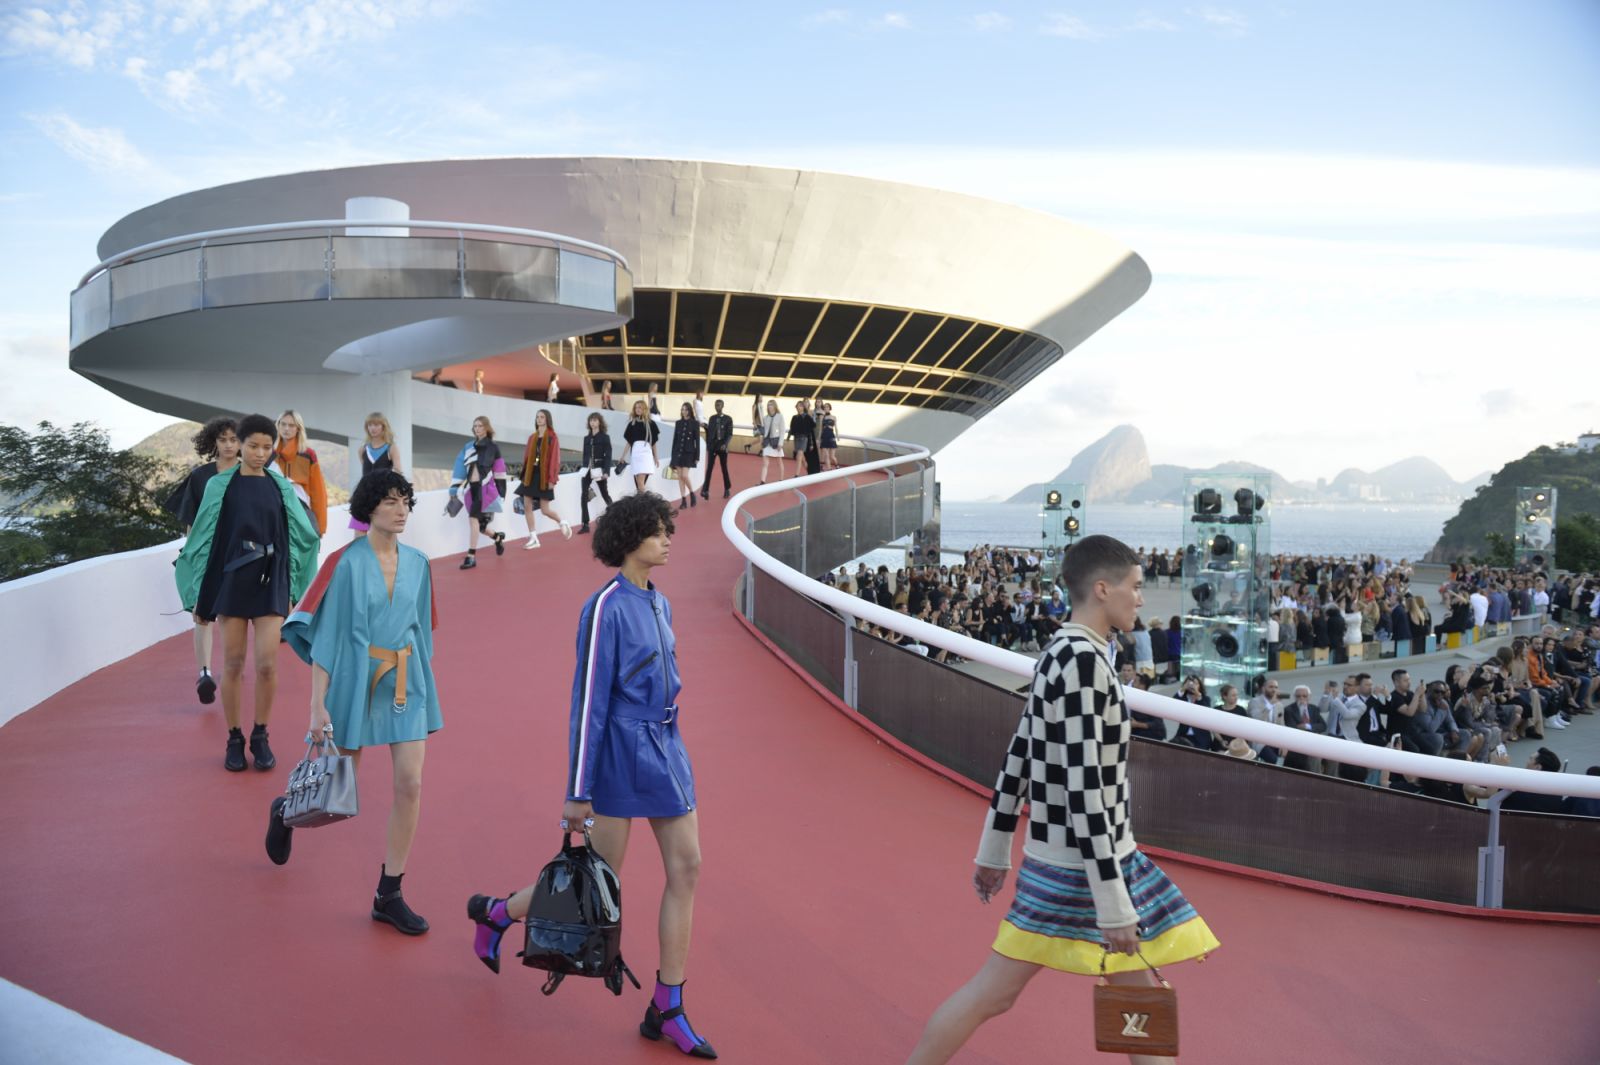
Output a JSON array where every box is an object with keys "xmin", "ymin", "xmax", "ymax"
[{"xmin": 629, "ymin": 441, "xmax": 655, "ymax": 478}]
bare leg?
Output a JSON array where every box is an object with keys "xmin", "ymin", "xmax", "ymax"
[
  {"xmin": 249, "ymin": 615, "xmax": 283, "ymax": 725},
  {"xmin": 539, "ymin": 500, "xmax": 568, "ymax": 531},
  {"xmin": 760, "ymin": 455, "xmax": 769, "ymax": 482},
  {"xmin": 650, "ymin": 811, "xmax": 702, "ymax": 984},
  {"xmin": 635, "ymin": 473, "xmax": 648, "ymax": 492},
  {"xmin": 522, "ymin": 495, "xmax": 538, "ymax": 536},
  {"xmin": 384, "ymin": 741, "xmax": 426, "ymax": 874},
  {"xmin": 193, "ymin": 620, "xmax": 214, "ymax": 672},
  {"xmin": 218, "ymin": 617, "xmax": 250, "ymax": 730},
  {"xmin": 505, "ymin": 814, "xmax": 632, "ymax": 920},
  {"xmin": 905, "ymin": 952, "xmax": 1041, "ymax": 1065}
]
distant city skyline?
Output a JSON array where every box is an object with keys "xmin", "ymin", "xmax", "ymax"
[{"xmin": 2, "ymin": 1, "xmax": 1597, "ymax": 498}]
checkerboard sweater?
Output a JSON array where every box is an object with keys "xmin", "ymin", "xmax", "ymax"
[{"xmin": 975, "ymin": 623, "xmax": 1139, "ymax": 929}]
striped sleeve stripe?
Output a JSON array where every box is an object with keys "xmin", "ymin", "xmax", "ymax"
[{"xmin": 572, "ymin": 580, "xmax": 621, "ymax": 796}]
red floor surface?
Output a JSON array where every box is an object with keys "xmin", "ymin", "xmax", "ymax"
[{"xmin": 3, "ymin": 456, "xmax": 1598, "ymax": 1065}]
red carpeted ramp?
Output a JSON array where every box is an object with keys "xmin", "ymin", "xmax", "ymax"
[{"xmin": 2, "ymin": 457, "xmax": 1597, "ymax": 1065}]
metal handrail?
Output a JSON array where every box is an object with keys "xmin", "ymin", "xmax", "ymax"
[
  {"xmin": 719, "ymin": 436, "xmax": 1600, "ymax": 802},
  {"xmin": 77, "ymin": 219, "xmax": 630, "ymax": 289}
]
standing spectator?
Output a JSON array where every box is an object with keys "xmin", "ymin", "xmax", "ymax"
[
  {"xmin": 449, "ymin": 416, "xmax": 508, "ymax": 570},
  {"xmin": 669, "ymin": 402, "xmax": 701, "ymax": 510},
  {"xmin": 625, "ymin": 399, "xmax": 661, "ymax": 493},
  {"xmin": 1469, "ymin": 586, "xmax": 1490, "ymax": 630},
  {"xmin": 163, "ymin": 416, "xmax": 240, "ymax": 705},
  {"xmin": 1131, "ymin": 617, "xmax": 1154, "ymax": 680},
  {"xmin": 1325, "ymin": 605, "xmax": 1346, "ymax": 664},
  {"xmin": 701, "ymin": 399, "xmax": 733, "ymax": 501},
  {"xmin": 758, "ymin": 400, "xmax": 786, "ymax": 484},
  {"xmin": 1165, "ymin": 615, "xmax": 1182, "ymax": 681},
  {"xmin": 516, "ymin": 408, "xmax": 573, "ymax": 547},
  {"xmin": 578, "ymin": 411, "xmax": 612, "ymax": 535},
  {"xmin": 273, "ymin": 409, "xmax": 328, "ymax": 535},
  {"xmin": 1389, "ymin": 596, "xmax": 1412, "ymax": 648},
  {"xmin": 1149, "ymin": 617, "xmax": 1169, "ymax": 679},
  {"xmin": 1407, "ymin": 595, "xmax": 1431, "ymax": 655}
]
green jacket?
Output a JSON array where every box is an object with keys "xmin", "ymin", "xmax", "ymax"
[{"xmin": 174, "ymin": 466, "xmax": 322, "ymax": 612}]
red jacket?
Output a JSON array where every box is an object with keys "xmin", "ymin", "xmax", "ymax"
[{"xmin": 520, "ymin": 430, "xmax": 560, "ymax": 491}]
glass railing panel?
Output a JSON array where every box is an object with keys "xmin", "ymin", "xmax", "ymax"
[
  {"xmin": 108, "ymin": 248, "xmax": 202, "ymax": 327},
  {"xmin": 559, "ymin": 248, "xmax": 618, "ymax": 311},
  {"xmin": 463, "ymin": 240, "xmax": 558, "ymax": 303},
  {"xmin": 854, "ymin": 479, "xmax": 893, "ymax": 551},
  {"xmin": 893, "ymin": 471, "xmax": 923, "ymax": 541},
  {"xmin": 330, "ymin": 236, "xmax": 461, "ymax": 299},
  {"xmin": 804, "ymin": 489, "xmax": 856, "ymax": 577},
  {"xmin": 202, "ymin": 236, "xmax": 330, "ymax": 307},
  {"xmin": 70, "ymin": 271, "xmax": 111, "ymax": 346},
  {"xmin": 750, "ymin": 571, "xmax": 844, "ymax": 696}
]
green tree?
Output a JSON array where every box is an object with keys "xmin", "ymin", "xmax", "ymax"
[
  {"xmin": 1556, "ymin": 513, "xmax": 1600, "ymax": 573},
  {"xmin": 0, "ymin": 421, "xmax": 185, "ymax": 581},
  {"xmin": 1478, "ymin": 532, "xmax": 1515, "ymax": 568}
]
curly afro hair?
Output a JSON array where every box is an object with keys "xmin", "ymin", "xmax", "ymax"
[
  {"xmin": 236, "ymin": 413, "xmax": 278, "ymax": 444},
  {"xmin": 349, "ymin": 469, "xmax": 415, "ymax": 524},
  {"xmin": 190, "ymin": 416, "xmax": 239, "ymax": 460},
  {"xmin": 592, "ymin": 491, "xmax": 675, "ymax": 568}
]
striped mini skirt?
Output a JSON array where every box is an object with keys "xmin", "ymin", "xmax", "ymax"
[{"xmin": 993, "ymin": 851, "xmax": 1220, "ymax": 975}]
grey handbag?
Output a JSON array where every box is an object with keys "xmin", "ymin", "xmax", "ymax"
[{"xmin": 281, "ymin": 727, "xmax": 359, "ymax": 829}]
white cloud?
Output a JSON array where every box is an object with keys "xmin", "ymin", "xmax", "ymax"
[
  {"xmin": 1188, "ymin": 5, "xmax": 1249, "ymax": 33},
  {"xmin": 27, "ymin": 112, "xmax": 174, "ymax": 188},
  {"xmin": 972, "ymin": 12, "xmax": 1011, "ymax": 32},
  {"xmin": 1040, "ymin": 13, "xmax": 1104, "ymax": 40},
  {"xmin": 2, "ymin": 1, "xmax": 137, "ymax": 68},
  {"xmin": 878, "ymin": 11, "xmax": 910, "ymax": 29}
]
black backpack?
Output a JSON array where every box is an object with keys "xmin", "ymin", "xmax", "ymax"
[{"xmin": 519, "ymin": 831, "xmax": 641, "ymax": 996}]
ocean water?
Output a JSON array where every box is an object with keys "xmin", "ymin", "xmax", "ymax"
[{"xmin": 848, "ymin": 502, "xmax": 1457, "ymax": 576}]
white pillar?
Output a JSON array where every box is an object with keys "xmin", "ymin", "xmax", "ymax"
[{"xmin": 345, "ymin": 196, "xmax": 410, "ymax": 237}]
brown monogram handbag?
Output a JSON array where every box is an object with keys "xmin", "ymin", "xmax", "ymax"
[{"xmin": 1092, "ymin": 948, "xmax": 1179, "ymax": 1057}]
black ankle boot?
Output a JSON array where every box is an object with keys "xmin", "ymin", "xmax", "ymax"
[
  {"xmin": 224, "ymin": 728, "xmax": 247, "ymax": 772},
  {"xmin": 373, "ymin": 867, "xmax": 429, "ymax": 935},
  {"xmin": 248, "ymin": 724, "xmax": 275, "ymax": 771}
]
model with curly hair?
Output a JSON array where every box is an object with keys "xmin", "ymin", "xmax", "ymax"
[
  {"xmin": 466, "ymin": 492, "xmax": 717, "ymax": 1059},
  {"xmin": 268, "ymin": 469, "xmax": 442, "ymax": 936},
  {"xmin": 164, "ymin": 416, "xmax": 240, "ymax": 704}
]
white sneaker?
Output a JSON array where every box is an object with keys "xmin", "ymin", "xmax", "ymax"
[
  {"xmin": 1549, "ymin": 715, "xmax": 1567, "ymax": 729},
  {"xmin": 524, "ymin": 536, "xmax": 541, "ymax": 550},
  {"xmin": 560, "ymin": 522, "xmax": 573, "ymax": 540}
]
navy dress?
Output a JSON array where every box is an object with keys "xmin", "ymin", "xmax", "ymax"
[{"xmin": 195, "ymin": 474, "xmax": 291, "ymax": 621}]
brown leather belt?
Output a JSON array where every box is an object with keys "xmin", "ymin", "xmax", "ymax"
[{"xmin": 368, "ymin": 645, "xmax": 411, "ymax": 712}]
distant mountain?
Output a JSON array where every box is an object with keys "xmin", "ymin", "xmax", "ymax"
[
  {"xmin": 1007, "ymin": 424, "xmax": 1151, "ymax": 504},
  {"xmin": 1329, "ymin": 456, "xmax": 1464, "ymax": 501},
  {"xmin": 1122, "ymin": 461, "xmax": 1302, "ymax": 504},
  {"xmin": 1429, "ymin": 445, "xmax": 1600, "ymax": 561}
]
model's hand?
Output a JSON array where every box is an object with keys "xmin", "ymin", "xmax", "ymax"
[
  {"xmin": 1104, "ymin": 924, "xmax": 1142, "ymax": 955},
  {"xmin": 561, "ymin": 799, "xmax": 595, "ymax": 832},
  {"xmin": 973, "ymin": 865, "xmax": 1007, "ymax": 904},
  {"xmin": 309, "ymin": 703, "xmax": 332, "ymax": 739}
]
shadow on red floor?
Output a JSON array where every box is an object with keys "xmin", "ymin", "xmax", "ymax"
[{"xmin": 1, "ymin": 455, "xmax": 1597, "ymax": 1064}]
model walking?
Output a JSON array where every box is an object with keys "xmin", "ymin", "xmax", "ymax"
[
  {"xmin": 625, "ymin": 399, "xmax": 660, "ymax": 493},
  {"xmin": 268, "ymin": 469, "xmax": 441, "ymax": 935},
  {"xmin": 175, "ymin": 414, "xmax": 320, "ymax": 771},
  {"xmin": 451, "ymin": 416, "xmax": 508, "ymax": 570},
  {"xmin": 466, "ymin": 492, "xmax": 716, "ymax": 1059},
  {"xmin": 818, "ymin": 402, "xmax": 839, "ymax": 470},
  {"xmin": 905, "ymin": 535, "xmax": 1218, "ymax": 1065},
  {"xmin": 164, "ymin": 416, "xmax": 239, "ymax": 705},
  {"xmin": 758, "ymin": 400, "xmax": 785, "ymax": 483},
  {"xmin": 516, "ymin": 408, "xmax": 573, "ymax": 548},
  {"xmin": 701, "ymin": 399, "xmax": 733, "ymax": 500},
  {"xmin": 670, "ymin": 402, "xmax": 700, "ymax": 511},
  {"xmin": 788, "ymin": 399, "xmax": 818, "ymax": 477},
  {"xmin": 273, "ymin": 409, "xmax": 328, "ymax": 536},
  {"xmin": 579, "ymin": 411, "xmax": 614, "ymax": 534},
  {"xmin": 349, "ymin": 411, "xmax": 399, "ymax": 536}
]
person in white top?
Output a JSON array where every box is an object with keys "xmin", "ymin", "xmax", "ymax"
[
  {"xmin": 546, "ymin": 372, "xmax": 561, "ymax": 404},
  {"xmin": 1469, "ymin": 588, "xmax": 1490, "ymax": 629},
  {"xmin": 1532, "ymin": 578, "xmax": 1551, "ymax": 615},
  {"xmin": 758, "ymin": 399, "xmax": 786, "ymax": 483}
]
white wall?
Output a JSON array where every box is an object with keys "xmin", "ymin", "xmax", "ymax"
[{"xmin": 0, "ymin": 454, "xmax": 703, "ymax": 726}]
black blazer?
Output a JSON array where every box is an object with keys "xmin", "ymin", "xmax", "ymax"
[
  {"xmin": 705, "ymin": 413, "xmax": 734, "ymax": 453},
  {"xmin": 1284, "ymin": 700, "xmax": 1326, "ymax": 734},
  {"xmin": 581, "ymin": 432, "xmax": 612, "ymax": 469}
]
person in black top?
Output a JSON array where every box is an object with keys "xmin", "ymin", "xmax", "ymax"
[
  {"xmin": 1501, "ymin": 748, "xmax": 1565, "ymax": 814},
  {"xmin": 1383, "ymin": 669, "xmax": 1436, "ymax": 754},
  {"xmin": 669, "ymin": 402, "xmax": 700, "ymax": 511},
  {"xmin": 163, "ymin": 416, "xmax": 239, "ymax": 705},
  {"xmin": 701, "ymin": 399, "xmax": 734, "ymax": 501},
  {"xmin": 787, "ymin": 400, "xmax": 819, "ymax": 477},
  {"xmin": 578, "ymin": 412, "xmax": 613, "ymax": 534},
  {"xmin": 624, "ymin": 399, "xmax": 661, "ymax": 492}
]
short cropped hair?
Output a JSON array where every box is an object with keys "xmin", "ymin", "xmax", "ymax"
[
  {"xmin": 236, "ymin": 413, "xmax": 277, "ymax": 443},
  {"xmin": 592, "ymin": 491, "xmax": 675, "ymax": 568},
  {"xmin": 1534, "ymin": 747, "xmax": 1560, "ymax": 773},
  {"xmin": 1060, "ymin": 534, "xmax": 1140, "ymax": 603},
  {"xmin": 191, "ymin": 416, "xmax": 238, "ymax": 459},
  {"xmin": 349, "ymin": 469, "xmax": 415, "ymax": 523}
]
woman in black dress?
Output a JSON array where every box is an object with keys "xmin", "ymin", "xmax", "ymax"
[
  {"xmin": 515, "ymin": 408, "xmax": 572, "ymax": 548},
  {"xmin": 175, "ymin": 414, "xmax": 320, "ymax": 771},
  {"xmin": 165, "ymin": 416, "xmax": 239, "ymax": 705},
  {"xmin": 670, "ymin": 402, "xmax": 700, "ymax": 511},
  {"xmin": 788, "ymin": 399, "xmax": 820, "ymax": 477}
]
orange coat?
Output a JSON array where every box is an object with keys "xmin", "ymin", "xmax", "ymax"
[
  {"xmin": 274, "ymin": 441, "xmax": 328, "ymax": 534},
  {"xmin": 520, "ymin": 430, "xmax": 560, "ymax": 491},
  {"xmin": 1527, "ymin": 649, "xmax": 1555, "ymax": 689}
]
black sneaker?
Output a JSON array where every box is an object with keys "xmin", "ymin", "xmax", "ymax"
[
  {"xmin": 459, "ymin": 553, "xmax": 477, "ymax": 570},
  {"xmin": 723, "ymin": 488, "xmax": 731, "ymax": 499},
  {"xmin": 265, "ymin": 796, "xmax": 293, "ymax": 865},
  {"xmin": 578, "ymin": 523, "xmax": 590, "ymax": 534},
  {"xmin": 493, "ymin": 532, "xmax": 506, "ymax": 556},
  {"xmin": 224, "ymin": 728, "xmax": 247, "ymax": 772},
  {"xmin": 249, "ymin": 725, "xmax": 276, "ymax": 771},
  {"xmin": 373, "ymin": 890, "xmax": 430, "ymax": 936},
  {"xmin": 689, "ymin": 493, "xmax": 697, "ymax": 508},
  {"xmin": 196, "ymin": 669, "xmax": 217, "ymax": 705}
]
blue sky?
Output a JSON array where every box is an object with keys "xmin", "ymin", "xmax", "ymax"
[{"xmin": 2, "ymin": 0, "xmax": 1597, "ymax": 496}]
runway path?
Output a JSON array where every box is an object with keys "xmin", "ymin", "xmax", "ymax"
[{"xmin": 2, "ymin": 455, "xmax": 1597, "ymax": 1064}]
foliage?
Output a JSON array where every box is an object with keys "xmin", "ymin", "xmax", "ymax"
[
  {"xmin": 1429, "ymin": 445, "xmax": 1600, "ymax": 563},
  {"xmin": 1476, "ymin": 532, "xmax": 1515, "ymax": 568},
  {"xmin": 0, "ymin": 421, "xmax": 185, "ymax": 581},
  {"xmin": 1556, "ymin": 513, "xmax": 1600, "ymax": 573}
]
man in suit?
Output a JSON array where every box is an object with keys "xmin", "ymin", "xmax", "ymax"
[
  {"xmin": 701, "ymin": 399, "xmax": 734, "ymax": 500},
  {"xmin": 1281, "ymin": 684, "xmax": 1324, "ymax": 772}
]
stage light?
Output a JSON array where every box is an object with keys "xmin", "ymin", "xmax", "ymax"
[
  {"xmin": 1064, "ymin": 516, "xmax": 1081, "ymax": 535},
  {"xmin": 1209, "ymin": 534, "xmax": 1235, "ymax": 558},
  {"xmin": 1211, "ymin": 631, "xmax": 1240, "ymax": 659},
  {"xmin": 1070, "ymin": 499, "xmax": 1082, "ymax": 510},
  {"xmin": 1191, "ymin": 582, "xmax": 1213, "ymax": 606},
  {"xmin": 1045, "ymin": 489, "xmax": 1062, "ymax": 509},
  {"xmin": 1532, "ymin": 491, "xmax": 1549, "ymax": 506},
  {"xmin": 1233, "ymin": 488, "xmax": 1264, "ymax": 521},
  {"xmin": 1526, "ymin": 512, "xmax": 1539, "ymax": 524},
  {"xmin": 1193, "ymin": 488, "xmax": 1222, "ymax": 517}
]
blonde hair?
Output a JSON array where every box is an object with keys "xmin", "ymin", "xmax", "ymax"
[
  {"xmin": 473, "ymin": 415, "xmax": 495, "ymax": 439},
  {"xmin": 631, "ymin": 400, "xmax": 648, "ymax": 420},
  {"xmin": 277, "ymin": 410, "xmax": 307, "ymax": 454},
  {"xmin": 362, "ymin": 411, "xmax": 395, "ymax": 447}
]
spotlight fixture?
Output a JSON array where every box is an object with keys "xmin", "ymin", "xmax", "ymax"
[
  {"xmin": 1532, "ymin": 491, "xmax": 1549, "ymax": 507},
  {"xmin": 1233, "ymin": 488, "xmax": 1265, "ymax": 522},
  {"xmin": 1064, "ymin": 516, "xmax": 1081, "ymax": 535},
  {"xmin": 1070, "ymin": 499, "xmax": 1082, "ymax": 510},
  {"xmin": 1209, "ymin": 534, "xmax": 1235, "ymax": 559},
  {"xmin": 1211, "ymin": 631, "xmax": 1240, "ymax": 659},
  {"xmin": 1525, "ymin": 512, "xmax": 1540, "ymax": 524},
  {"xmin": 1045, "ymin": 489, "xmax": 1062, "ymax": 509},
  {"xmin": 1190, "ymin": 582, "xmax": 1213, "ymax": 606},
  {"xmin": 1193, "ymin": 488, "xmax": 1222, "ymax": 518}
]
